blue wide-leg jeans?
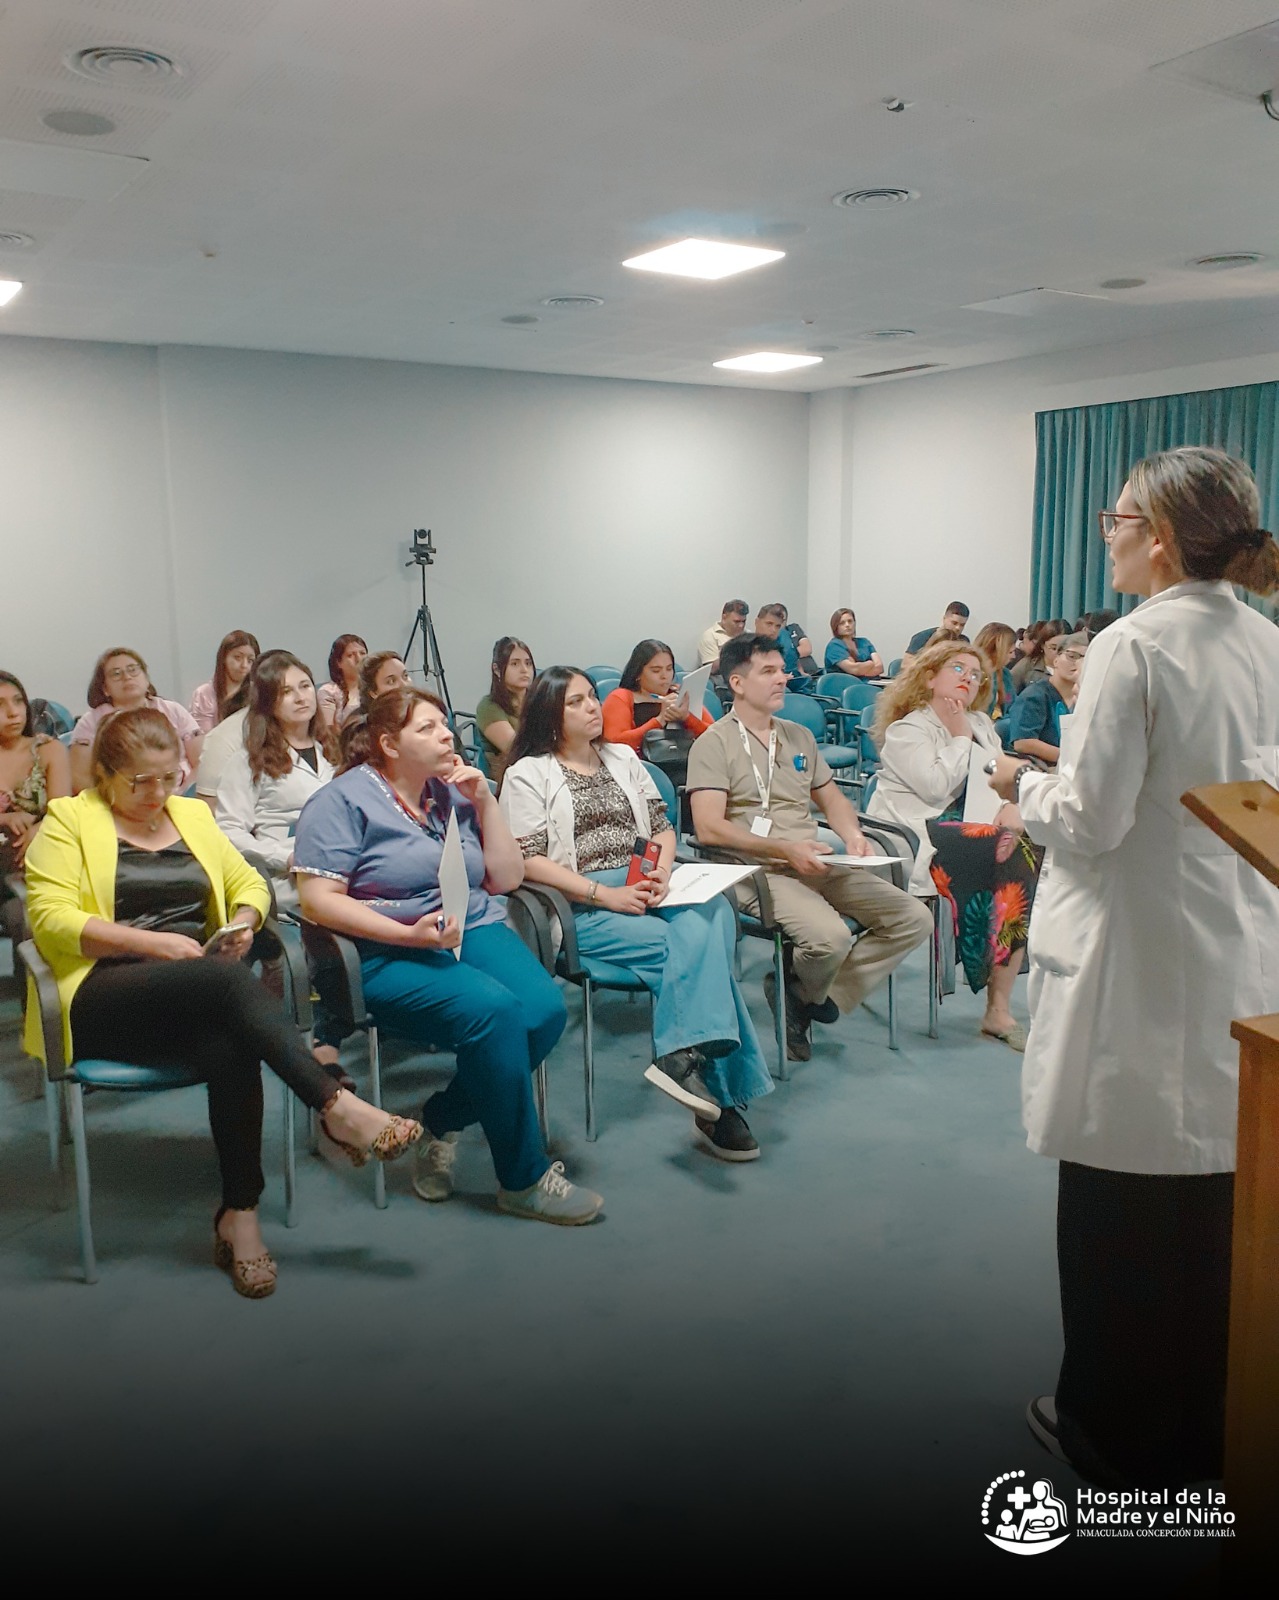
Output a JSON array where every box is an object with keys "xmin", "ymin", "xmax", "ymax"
[
  {"xmin": 574, "ymin": 870, "xmax": 773, "ymax": 1108},
  {"xmin": 359, "ymin": 922, "xmax": 566, "ymax": 1192}
]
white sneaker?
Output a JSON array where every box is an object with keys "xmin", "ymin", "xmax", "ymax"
[
  {"xmin": 412, "ymin": 1131, "xmax": 459, "ymax": 1202},
  {"xmin": 496, "ymin": 1161, "xmax": 603, "ymax": 1226}
]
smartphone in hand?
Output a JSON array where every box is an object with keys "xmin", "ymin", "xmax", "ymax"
[
  {"xmin": 202, "ymin": 922, "xmax": 246, "ymax": 956},
  {"xmin": 626, "ymin": 836, "xmax": 662, "ymax": 886}
]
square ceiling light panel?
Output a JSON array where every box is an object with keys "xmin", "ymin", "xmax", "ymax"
[
  {"xmin": 623, "ymin": 238, "xmax": 785, "ymax": 279},
  {"xmin": 713, "ymin": 352, "xmax": 822, "ymax": 372}
]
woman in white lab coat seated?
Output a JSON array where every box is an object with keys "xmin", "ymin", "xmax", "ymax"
[
  {"xmin": 989, "ymin": 446, "xmax": 1279, "ymax": 1490},
  {"xmin": 867, "ymin": 639, "xmax": 1042, "ymax": 1050}
]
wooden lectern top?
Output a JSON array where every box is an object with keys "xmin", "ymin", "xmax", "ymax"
[{"xmin": 1180, "ymin": 779, "xmax": 1279, "ymax": 894}]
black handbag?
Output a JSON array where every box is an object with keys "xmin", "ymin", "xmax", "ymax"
[{"xmin": 641, "ymin": 725, "xmax": 696, "ymax": 788}]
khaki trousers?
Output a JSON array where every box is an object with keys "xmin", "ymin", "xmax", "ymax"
[{"xmin": 737, "ymin": 866, "xmax": 931, "ymax": 1012}]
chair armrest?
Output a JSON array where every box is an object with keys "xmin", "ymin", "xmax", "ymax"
[
  {"xmin": 684, "ymin": 842, "xmax": 776, "ymax": 927},
  {"xmin": 507, "ymin": 886, "xmax": 555, "ymax": 973},
  {"xmin": 298, "ymin": 920, "xmax": 368, "ymax": 1029},
  {"xmin": 856, "ymin": 818, "xmax": 917, "ymax": 895},
  {"xmin": 268, "ymin": 917, "xmax": 313, "ymax": 1030},
  {"xmin": 17, "ymin": 939, "xmax": 68, "ymax": 1080},
  {"xmin": 515, "ymin": 883, "xmax": 584, "ymax": 979}
]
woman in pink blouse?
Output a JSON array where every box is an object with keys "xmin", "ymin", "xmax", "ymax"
[
  {"xmin": 188, "ymin": 630, "xmax": 259, "ymax": 734},
  {"xmin": 69, "ymin": 646, "xmax": 204, "ymax": 794}
]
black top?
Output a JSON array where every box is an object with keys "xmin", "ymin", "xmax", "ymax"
[
  {"xmin": 907, "ymin": 626, "xmax": 970, "ymax": 654},
  {"xmin": 295, "ymin": 743, "xmax": 319, "ymax": 773},
  {"xmin": 113, "ymin": 839, "xmax": 211, "ymax": 942}
]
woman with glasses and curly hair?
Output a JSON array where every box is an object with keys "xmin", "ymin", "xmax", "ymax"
[{"xmin": 866, "ymin": 639, "xmax": 1042, "ymax": 1050}]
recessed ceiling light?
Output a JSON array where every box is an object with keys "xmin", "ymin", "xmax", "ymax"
[
  {"xmin": 0, "ymin": 231, "xmax": 34, "ymax": 250},
  {"xmin": 1099, "ymin": 277, "xmax": 1146, "ymax": 289},
  {"xmin": 66, "ymin": 46, "xmax": 180, "ymax": 83},
  {"xmin": 1187, "ymin": 252, "xmax": 1266, "ymax": 270},
  {"xmin": 713, "ymin": 352, "xmax": 823, "ymax": 373},
  {"xmin": 860, "ymin": 328, "xmax": 916, "ymax": 340},
  {"xmin": 42, "ymin": 110, "xmax": 116, "ymax": 136},
  {"xmin": 0, "ymin": 280, "xmax": 23, "ymax": 307},
  {"xmin": 501, "ymin": 313, "xmax": 538, "ymax": 325},
  {"xmin": 833, "ymin": 187, "xmax": 917, "ymax": 209},
  {"xmin": 623, "ymin": 239, "xmax": 784, "ymax": 280},
  {"xmin": 540, "ymin": 295, "xmax": 604, "ymax": 309}
]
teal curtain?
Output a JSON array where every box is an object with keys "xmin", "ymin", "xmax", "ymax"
[{"xmin": 1031, "ymin": 381, "xmax": 1279, "ymax": 623}]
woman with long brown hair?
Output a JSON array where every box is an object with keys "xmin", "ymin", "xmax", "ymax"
[
  {"xmin": 316, "ymin": 633, "xmax": 367, "ymax": 731},
  {"xmin": 972, "ymin": 622, "xmax": 1017, "ymax": 723},
  {"xmin": 866, "ymin": 638, "xmax": 1041, "ymax": 1049},
  {"xmin": 23, "ymin": 707, "xmax": 420, "ymax": 1298},
  {"xmin": 69, "ymin": 647, "xmax": 203, "ymax": 795},
  {"xmin": 188, "ymin": 630, "xmax": 260, "ymax": 733},
  {"xmin": 474, "ymin": 636, "xmax": 535, "ymax": 788}
]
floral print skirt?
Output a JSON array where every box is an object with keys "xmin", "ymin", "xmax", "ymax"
[{"xmin": 926, "ymin": 816, "xmax": 1043, "ymax": 994}]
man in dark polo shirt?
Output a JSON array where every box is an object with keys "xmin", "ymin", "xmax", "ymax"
[
  {"xmin": 901, "ymin": 601, "xmax": 970, "ymax": 669},
  {"xmin": 687, "ymin": 633, "xmax": 930, "ymax": 1060}
]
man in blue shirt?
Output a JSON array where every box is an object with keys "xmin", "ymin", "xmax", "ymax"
[
  {"xmin": 902, "ymin": 601, "xmax": 970, "ymax": 667},
  {"xmin": 755, "ymin": 603, "xmax": 814, "ymax": 693}
]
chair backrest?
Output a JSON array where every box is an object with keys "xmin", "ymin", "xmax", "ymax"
[
  {"xmin": 814, "ymin": 673, "xmax": 849, "ymax": 700},
  {"xmin": 584, "ymin": 665, "xmax": 620, "ymax": 679},
  {"xmin": 887, "ymin": 657, "xmax": 903, "ymax": 678},
  {"xmin": 593, "ymin": 676, "xmax": 621, "ymax": 699},
  {"xmin": 861, "ymin": 771, "xmax": 878, "ymax": 804},
  {"xmin": 702, "ymin": 685, "xmax": 724, "ymax": 721},
  {"xmin": 641, "ymin": 761, "xmax": 679, "ymax": 831},
  {"xmin": 856, "ymin": 703, "xmax": 879, "ymax": 765},
  {"xmin": 840, "ymin": 680, "xmax": 881, "ymax": 713},
  {"xmin": 781, "ymin": 693, "xmax": 828, "ymax": 742}
]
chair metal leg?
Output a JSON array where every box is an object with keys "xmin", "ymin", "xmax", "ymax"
[
  {"xmin": 648, "ymin": 996, "xmax": 656, "ymax": 1067},
  {"xmin": 772, "ymin": 934, "xmax": 788, "ymax": 1082},
  {"xmin": 583, "ymin": 977, "xmax": 597, "ymax": 1142},
  {"xmin": 368, "ymin": 1024, "xmax": 387, "ymax": 1209},
  {"xmin": 535, "ymin": 1061, "xmax": 549, "ymax": 1149},
  {"xmin": 283, "ymin": 1081, "xmax": 298, "ymax": 1229},
  {"xmin": 66, "ymin": 1083, "xmax": 97, "ymax": 1284},
  {"xmin": 44, "ymin": 1078, "xmax": 61, "ymax": 1179},
  {"xmin": 888, "ymin": 971, "xmax": 899, "ymax": 1051},
  {"xmin": 928, "ymin": 901, "xmax": 941, "ymax": 1039}
]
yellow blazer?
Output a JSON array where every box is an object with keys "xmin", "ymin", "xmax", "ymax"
[{"xmin": 22, "ymin": 791, "xmax": 272, "ymax": 1065}]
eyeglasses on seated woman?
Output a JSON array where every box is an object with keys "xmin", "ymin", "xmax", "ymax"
[
  {"xmin": 69, "ymin": 646, "xmax": 204, "ymax": 797},
  {"xmin": 21, "ymin": 707, "xmax": 421, "ymax": 1299}
]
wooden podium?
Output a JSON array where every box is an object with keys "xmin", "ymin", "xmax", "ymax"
[{"xmin": 1180, "ymin": 780, "xmax": 1279, "ymax": 1563}]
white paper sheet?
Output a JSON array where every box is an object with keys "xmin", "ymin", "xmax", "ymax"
[
  {"xmin": 661, "ymin": 861, "xmax": 756, "ymax": 907},
  {"xmin": 822, "ymin": 855, "xmax": 913, "ymax": 869},
  {"xmin": 678, "ymin": 662, "xmax": 712, "ymax": 722},
  {"xmin": 1244, "ymin": 747, "xmax": 1279, "ymax": 789},
  {"xmin": 437, "ymin": 808, "xmax": 470, "ymax": 959},
  {"xmin": 963, "ymin": 742, "xmax": 1003, "ymax": 824}
]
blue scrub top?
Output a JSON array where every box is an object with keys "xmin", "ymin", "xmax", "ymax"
[
  {"xmin": 824, "ymin": 635, "xmax": 876, "ymax": 671},
  {"xmin": 293, "ymin": 764, "xmax": 506, "ymax": 940},
  {"xmin": 1006, "ymin": 680, "xmax": 1068, "ymax": 749}
]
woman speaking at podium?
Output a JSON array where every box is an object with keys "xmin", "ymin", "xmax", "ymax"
[{"xmin": 990, "ymin": 447, "xmax": 1279, "ymax": 1488}]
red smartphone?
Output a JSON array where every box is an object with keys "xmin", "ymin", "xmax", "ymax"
[{"xmin": 626, "ymin": 836, "xmax": 662, "ymax": 886}]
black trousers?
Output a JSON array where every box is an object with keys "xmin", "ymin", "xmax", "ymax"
[
  {"xmin": 1055, "ymin": 1159, "xmax": 1234, "ymax": 1486},
  {"xmin": 70, "ymin": 958, "xmax": 340, "ymax": 1211}
]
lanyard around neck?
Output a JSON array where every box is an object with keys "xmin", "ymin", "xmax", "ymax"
[{"xmin": 733, "ymin": 716, "xmax": 776, "ymax": 814}]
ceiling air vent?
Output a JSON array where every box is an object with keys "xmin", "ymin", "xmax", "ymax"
[
  {"xmin": 66, "ymin": 46, "xmax": 181, "ymax": 83},
  {"xmin": 857, "ymin": 362, "xmax": 944, "ymax": 379},
  {"xmin": 0, "ymin": 231, "xmax": 34, "ymax": 249},
  {"xmin": 1187, "ymin": 252, "xmax": 1265, "ymax": 270},
  {"xmin": 833, "ymin": 187, "xmax": 916, "ymax": 209},
  {"xmin": 540, "ymin": 295, "xmax": 604, "ymax": 309}
]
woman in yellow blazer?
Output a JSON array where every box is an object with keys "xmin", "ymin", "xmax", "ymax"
[{"xmin": 24, "ymin": 707, "xmax": 421, "ymax": 1298}]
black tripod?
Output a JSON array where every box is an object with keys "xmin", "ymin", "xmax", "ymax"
[{"xmin": 402, "ymin": 528, "xmax": 455, "ymax": 722}]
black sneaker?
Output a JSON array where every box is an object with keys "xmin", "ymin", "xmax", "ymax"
[
  {"xmin": 763, "ymin": 971, "xmax": 815, "ymax": 1059},
  {"xmin": 694, "ymin": 1107, "xmax": 760, "ymax": 1162},
  {"xmin": 807, "ymin": 995, "xmax": 839, "ymax": 1025},
  {"xmin": 644, "ymin": 1050, "xmax": 720, "ymax": 1119}
]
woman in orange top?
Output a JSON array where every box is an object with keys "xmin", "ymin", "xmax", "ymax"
[{"xmin": 601, "ymin": 639, "xmax": 713, "ymax": 752}]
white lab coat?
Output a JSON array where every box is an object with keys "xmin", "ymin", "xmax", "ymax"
[
  {"xmin": 1018, "ymin": 580, "xmax": 1279, "ymax": 1175},
  {"xmin": 500, "ymin": 745, "xmax": 663, "ymax": 870},
  {"xmin": 865, "ymin": 705, "xmax": 1004, "ymax": 893},
  {"xmin": 215, "ymin": 742, "xmax": 334, "ymax": 910}
]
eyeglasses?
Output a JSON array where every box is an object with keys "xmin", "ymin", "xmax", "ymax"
[
  {"xmin": 106, "ymin": 663, "xmax": 143, "ymax": 681},
  {"xmin": 126, "ymin": 771, "xmax": 181, "ymax": 793},
  {"xmin": 947, "ymin": 662, "xmax": 982, "ymax": 686},
  {"xmin": 1058, "ymin": 650, "xmax": 1087, "ymax": 663},
  {"xmin": 1097, "ymin": 510, "xmax": 1147, "ymax": 543}
]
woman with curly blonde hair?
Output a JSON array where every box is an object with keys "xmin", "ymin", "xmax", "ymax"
[{"xmin": 866, "ymin": 639, "xmax": 1042, "ymax": 1048}]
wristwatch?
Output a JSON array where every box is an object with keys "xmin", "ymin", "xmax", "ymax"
[{"xmin": 1012, "ymin": 763, "xmax": 1035, "ymax": 803}]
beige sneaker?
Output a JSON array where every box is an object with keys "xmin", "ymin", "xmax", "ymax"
[
  {"xmin": 496, "ymin": 1161, "xmax": 603, "ymax": 1226},
  {"xmin": 412, "ymin": 1131, "xmax": 460, "ymax": 1202}
]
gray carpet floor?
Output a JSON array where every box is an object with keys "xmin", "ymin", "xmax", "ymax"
[{"xmin": 0, "ymin": 937, "xmax": 1222, "ymax": 1587}]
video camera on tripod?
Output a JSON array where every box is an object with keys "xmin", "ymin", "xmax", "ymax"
[{"xmin": 402, "ymin": 527, "xmax": 453, "ymax": 719}]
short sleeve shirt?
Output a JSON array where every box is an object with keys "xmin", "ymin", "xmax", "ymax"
[
  {"xmin": 686, "ymin": 715, "xmax": 832, "ymax": 844},
  {"xmin": 907, "ymin": 627, "xmax": 969, "ymax": 654},
  {"xmin": 1006, "ymin": 680, "xmax": 1067, "ymax": 749},
  {"xmin": 70, "ymin": 697, "xmax": 202, "ymax": 787},
  {"xmin": 823, "ymin": 636, "xmax": 876, "ymax": 671},
  {"xmin": 293, "ymin": 764, "xmax": 506, "ymax": 943}
]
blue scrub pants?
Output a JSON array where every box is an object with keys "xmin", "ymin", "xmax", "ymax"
[{"xmin": 359, "ymin": 922, "xmax": 566, "ymax": 1192}]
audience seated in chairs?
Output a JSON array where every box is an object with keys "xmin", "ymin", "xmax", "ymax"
[
  {"xmin": 824, "ymin": 609, "xmax": 884, "ymax": 678},
  {"xmin": 503, "ymin": 667, "xmax": 771, "ymax": 1159},
  {"xmin": 1010, "ymin": 619, "xmax": 1068, "ymax": 693},
  {"xmin": 294, "ymin": 688, "xmax": 601, "ymax": 1225},
  {"xmin": 973, "ymin": 623, "xmax": 1018, "ymax": 724},
  {"xmin": 901, "ymin": 602, "xmax": 970, "ymax": 670},
  {"xmin": 697, "ymin": 599, "xmax": 749, "ymax": 666},
  {"xmin": 601, "ymin": 639, "xmax": 713, "ymax": 789},
  {"xmin": 316, "ymin": 633, "xmax": 367, "ymax": 732},
  {"xmin": 1005, "ymin": 631, "xmax": 1087, "ymax": 768},
  {"xmin": 188, "ymin": 630, "xmax": 259, "ymax": 734},
  {"xmin": 474, "ymin": 635, "xmax": 535, "ymax": 790},
  {"xmin": 70, "ymin": 648, "xmax": 203, "ymax": 796},
  {"xmin": 866, "ymin": 640, "xmax": 1043, "ymax": 1052},
  {"xmin": 1, "ymin": 670, "xmax": 70, "ymax": 880},
  {"xmin": 193, "ymin": 648, "xmax": 288, "ymax": 805},
  {"xmin": 688, "ymin": 634, "xmax": 930, "ymax": 1063},
  {"xmin": 22, "ymin": 707, "xmax": 420, "ymax": 1298}
]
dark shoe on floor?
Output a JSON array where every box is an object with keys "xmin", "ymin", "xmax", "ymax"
[
  {"xmin": 694, "ymin": 1107, "xmax": 760, "ymax": 1162},
  {"xmin": 644, "ymin": 1049, "xmax": 720, "ymax": 1119},
  {"xmin": 807, "ymin": 996, "xmax": 839, "ymax": 1025},
  {"xmin": 763, "ymin": 971, "xmax": 813, "ymax": 1061},
  {"xmin": 1026, "ymin": 1395, "xmax": 1070, "ymax": 1466}
]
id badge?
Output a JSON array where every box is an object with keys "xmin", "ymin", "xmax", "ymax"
[{"xmin": 750, "ymin": 816, "xmax": 773, "ymax": 838}]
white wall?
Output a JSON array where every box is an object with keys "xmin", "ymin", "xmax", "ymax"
[
  {"xmin": 1, "ymin": 338, "xmax": 809, "ymax": 713},
  {"xmin": 806, "ymin": 309, "xmax": 1279, "ymax": 663}
]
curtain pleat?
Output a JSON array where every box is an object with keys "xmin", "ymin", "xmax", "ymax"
[{"xmin": 1031, "ymin": 382, "xmax": 1279, "ymax": 622}]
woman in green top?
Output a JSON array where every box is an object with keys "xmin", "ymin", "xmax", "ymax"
[{"xmin": 475, "ymin": 637, "xmax": 535, "ymax": 789}]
